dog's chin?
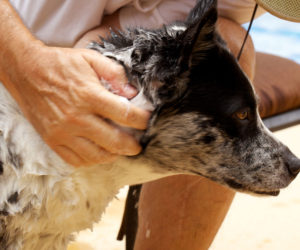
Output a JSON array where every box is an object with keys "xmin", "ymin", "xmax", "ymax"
[
  {"xmin": 227, "ymin": 186, "xmax": 280, "ymax": 197},
  {"xmin": 238, "ymin": 188, "xmax": 280, "ymax": 197},
  {"xmin": 250, "ymin": 189, "xmax": 280, "ymax": 197}
]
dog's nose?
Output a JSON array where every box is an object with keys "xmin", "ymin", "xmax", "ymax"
[
  {"xmin": 284, "ymin": 150, "xmax": 300, "ymax": 176},
  {"xmin": 287, "ymin": 157, "xmax": 300, "ymax": 176}
]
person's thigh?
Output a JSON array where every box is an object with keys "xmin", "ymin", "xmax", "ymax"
[{"xmin": 135, "ymin": 175, "xmax": 235, "ymax": 250}]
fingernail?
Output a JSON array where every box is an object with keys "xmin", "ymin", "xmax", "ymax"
[{"xmin": 124, "ymin": 145, "xmax": 142, "ymax": 156}]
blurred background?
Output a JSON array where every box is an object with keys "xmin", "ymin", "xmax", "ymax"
[
  {"xmin": 69, "ymin": 13, "xmax": 300, "ymax": 250},
  {"xmin": 249, "ymin": 13, "xmax": 300, "ymax": 64}
]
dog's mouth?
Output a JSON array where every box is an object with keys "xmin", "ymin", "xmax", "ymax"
[
  {"xmin": 224, "ymin": 178, "xmax": 281, "ymax": 196},
  {"xmin": 251, "ymin": 189, "xmax": 280, "ymax": 196},
  {"xmin": 225, "ymin": 178, "xmax": 281, "ymax": 196}
]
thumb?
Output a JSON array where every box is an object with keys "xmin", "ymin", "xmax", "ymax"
[{"xmin": 83, "ymin": 50, "xmax": 137, "ymax": 99}]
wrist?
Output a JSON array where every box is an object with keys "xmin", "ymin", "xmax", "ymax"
[{"xmin": 0, "ymin": 0, "xmax": 45, "ymax": 87}]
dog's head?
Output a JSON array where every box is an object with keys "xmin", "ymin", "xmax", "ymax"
[{"xmin": 90, "ymin": 0, "xmax": 300, "ymax": 195}]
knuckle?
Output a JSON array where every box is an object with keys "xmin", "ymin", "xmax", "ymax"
[
  {"xmin": 83, "ymin": 149, "xmax": 116, "ymax": 165},
  {"xmin": 55, "ymin": 147, "xmax": 83, "ymax": 167},
  {"xmin": 109, "ymin": 140, "xmax": 123, "ymax": 154},
  {"xmin": 106, "ymin": 130, "xmax": 125, "ymax": 154},
  {"xmin": 87, "ymin": 152, "xmax": 103, "ymax": 163},
  {"xmin": 43, "ymin": 127, "xmax": 62, "ymax": 145},
  {"xmin": 63, "ymin": 111, "xmax": 82, "ymax": 125},
  {"xmin": 69, "ymin": 160, "xmax": 83, "ymax": 168},
  {"xmin": 101, "ymin": 154, "xmax": 118, "ymax": 163},
  {"xmin": 126, "ymin": 109, "xmax": 149, "ymax": 130}
]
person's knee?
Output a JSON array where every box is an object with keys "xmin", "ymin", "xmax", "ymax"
[{"xmin": 217, "ymin": 17, "xmax": 255, "ymax": 80}]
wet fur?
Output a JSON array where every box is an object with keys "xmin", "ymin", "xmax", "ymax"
[{"xmin": 0, "ymin": 0, "xmax": 299, "ymax": 249}]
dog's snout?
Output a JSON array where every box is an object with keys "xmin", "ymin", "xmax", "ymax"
[{"xmin": 283, "ymin": 150, "xmax": 300, "ymax": 176}]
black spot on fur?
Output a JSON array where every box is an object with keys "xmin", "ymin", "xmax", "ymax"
[
  {"xmin": 192, "ymin": 155, "xmax": 206, "ymax": 165},
  {"xmin": 247, "ymin": 165, "xmax": 262, "ymax": 173},
  {"xmin": 140, "ymin": 133, "xmax": 157, "ymax": 149},
  {"xmin": 6, "ymin": 130, "xmax": 23, "ymax": 169},
  {"xmin": 8, "ymin": 192, "xmax": 18, "ymax": 204},
  {"xmin": 0, "ymin": 210, "xmax": 9, "ymax": 217},
  {"xmin": 252, "ymin": 176, "xmax": 263, "ymax": 183},
  {"xmin": 86, "ymin": 201, "xmax": 90, "ymax": 209},
  {"xmin": 225, "ymin": 179, "xmax": 244, "ymax": 190},
  {"xmin": 39, "ymin": 233, "xmax": 51, "ymax": 239},
  {"xmin": 254, "ymin": 190, "xmax": 280, "ymax": 196},
  {"xmin": 200, "ymin": 134, "xmax": 216, "ymax": 144},
  {"xmin": 8, "ymin": 148, "xmax": 23, "ymax": 169},
  {"xmin": 0, "ymin": 161, "xmax": 3, "ymax": 175},
  {"xmin": 207, "ymin": 168, "xmax": 217, "ymax": 174},
  {"xmin": 243, "ymin": 153, "xmax": 255, "ymax": 165},
  {"xmin": 219, "ymin": 164, "xmax": 228, "ymax": 168}
]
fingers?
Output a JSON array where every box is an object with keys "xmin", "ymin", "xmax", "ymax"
[
  {"xmin": 54, "ymin": 137, "xmax": 117, "ymax": 167},
  {"xmin": 55, "ymin": 145, "xmax": 87, "ymax": 167},
  {"xmin": 73, "ymin": 114, "xmax": 143, "ymax": 156},
  {"xmin": 68, "ymin": 136, "xmax": 118, "ymax": 164},
  {"xmin": 49, "ymin": 114, "xmax": 143, "ymax": 167},
  {"xmin": 83, "ymin": 51, "xmax": 137, "ymax": 99},
  {"xmin": 87, "ymin": 89, "xmax": 150, "ymax": 130}
]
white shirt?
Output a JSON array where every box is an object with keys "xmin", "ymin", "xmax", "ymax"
[
  {"xmin": 10, "ymin": 0, "xmax": 196, "ymax": 47},
  {"xmin": 10, "ymin": 0, "xmax": 265, "ymax": 47}
]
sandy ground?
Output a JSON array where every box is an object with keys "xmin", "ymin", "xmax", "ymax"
[{"xmin": 68, "ymin": 124, "xmax": 300, "ymax": 250}]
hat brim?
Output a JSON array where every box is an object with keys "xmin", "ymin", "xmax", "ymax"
[{"xmin": 256, "ymin": 0, "xmax": 300, "ymax": 22}]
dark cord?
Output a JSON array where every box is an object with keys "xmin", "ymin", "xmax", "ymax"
[{"xmin": 237, "ymin": 3, "xmax": 258, "ymax": 61}]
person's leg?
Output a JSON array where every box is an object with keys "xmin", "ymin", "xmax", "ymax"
[
  {"xmin": 134, "ymin": 175, "xmax": 235, "ymax": 250},
  {"xmin": 134, "ymin": 17, "xmax": 255, "ymax": 250}
]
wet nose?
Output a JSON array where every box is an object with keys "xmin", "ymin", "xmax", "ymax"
[{"xmin": 284, "ymin": 151, "xmax": 300, "ymax": 176}]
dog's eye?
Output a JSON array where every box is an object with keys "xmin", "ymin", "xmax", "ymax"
[{"xmin": 234, "ymin": 110, "xmax": 249, "ymax": 120}]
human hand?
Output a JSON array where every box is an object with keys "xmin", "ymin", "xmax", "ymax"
[{"xmin": 5, "ymin": 44, "xmax": 149, "ymax": 167}]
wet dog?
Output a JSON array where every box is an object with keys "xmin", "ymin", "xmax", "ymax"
[{"xmin": 0, "ymin": 0, "xmax": 299, "ymax": 249}]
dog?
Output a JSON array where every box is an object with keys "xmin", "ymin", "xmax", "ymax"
[{"xmin": 0, "ymin": 0, "xmax": 299, "ymax": 249}]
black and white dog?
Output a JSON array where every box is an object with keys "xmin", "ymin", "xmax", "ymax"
[{"xmin": 0, "ymin": 0, "xmax": 299, "ymax": 249}]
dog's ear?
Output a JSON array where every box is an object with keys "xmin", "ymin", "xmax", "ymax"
[
  {"xmin": 139, "ymin": 0, "xmax": 218, "ymax": 105},
  {"xmin": 178, "ymin": 0, "xmax": 218, "ymax": 70}
]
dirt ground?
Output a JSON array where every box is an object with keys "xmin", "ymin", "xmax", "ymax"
[{"xmin": 68, "ymin": 124, "xmax": 300, "ymax": 250}]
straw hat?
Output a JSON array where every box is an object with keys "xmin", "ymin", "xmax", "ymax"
[{"xmin": 255, "ymin": 0, "xmax": 300, "ymax": 22}]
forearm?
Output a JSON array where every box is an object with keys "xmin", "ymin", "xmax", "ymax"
[{"xmin": 0, "ymin": 0, "xmax": 43, "ymax": 94}]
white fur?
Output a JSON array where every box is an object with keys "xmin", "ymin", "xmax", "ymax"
[
  {"xmin": 0, "ymin": 83, "xmax": 168, "ymax": 250},
  {"xmin": 130, "ymin": 89, "xmax": 154, "ymax": 111}
]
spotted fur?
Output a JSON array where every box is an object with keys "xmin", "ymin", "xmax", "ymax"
[{"xmin": 0, "ymin": 0, "xmax": 299, "ymax": 249}]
